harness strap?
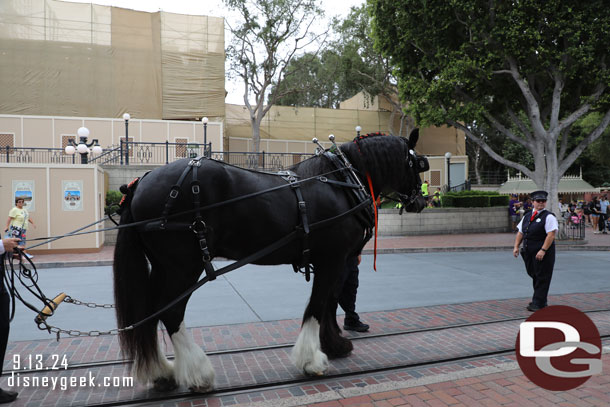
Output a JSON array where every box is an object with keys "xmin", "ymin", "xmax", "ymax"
[
  {"xmin": 292, "ymin": 182, "xmax": 311, "ymax": 281},
  {"xmin": 189, "ymin": 156, "xmax": 216, "ymax": 281},
  {"xmin": 124, "ymin": 197, "xmax": 373, "ymax": 331},
  {"xmin": 160, "ymin": 164, "xmax": 194, "ymax": 229}
]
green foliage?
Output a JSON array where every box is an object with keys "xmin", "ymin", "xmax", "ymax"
[
  {"xmin": 105, "ymin": 190, "xmax": 122, "ymax": 215},
  {"xmin": 370, "ymin": 0, "xmax": 610, "ymax": 127},
  {"xmin": 489, "ymin": 195, "xmax": 510, "ymax": 207},
  {"xmin": 440, "ymin": 190, "xmax": 506, "ymax": 207},
  {"xmin": 370, "ymin": 0, "xmax": 610, "ymax": 199}
]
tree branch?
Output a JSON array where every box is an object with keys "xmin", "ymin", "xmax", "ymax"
[
  {"xmin": 447, "ymin": 119, "xmax": 534, "ymax": 178},
  {"xmin": 558, "ymin": 108, "xmax": 610, "ymax": 174}
]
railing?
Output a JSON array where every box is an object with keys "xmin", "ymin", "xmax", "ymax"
[
  {"xmin": 468, "ymin": 170, "xmax": 508, "ymax": 185},
  {"xmin": 2, "ymin": 143, "xmax": 315, "ymax": 172},
  {"xmin": 558, "ymin": 217, "xmax": 585, "ymax": 240},
  {"xmin": 1, "ymin": 146, "xmax": 76, "ymax": 164},
  {"xmin": 448, "ymin": 180, "xmax": 471, "ymax": 192}
]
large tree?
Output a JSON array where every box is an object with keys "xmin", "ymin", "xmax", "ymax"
[
  {"xmin": 370, "ymin": 0, "xmax": 610, "ymax": 212},
  {"xmin": 224, "ymin": 0, "xmax": 326, "ymax": 153}
]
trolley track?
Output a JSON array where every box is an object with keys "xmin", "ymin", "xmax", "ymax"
[
  {"xmin": 4, "ymin": 309, "xmax": 610, "ymax": 407},
  {"xmin": 34, "ymin": 335, "xmax": 610, "ymax": 407},
  {"xmin": 6, "ymin": 307, "xmax": 610, "ymax": 375}
]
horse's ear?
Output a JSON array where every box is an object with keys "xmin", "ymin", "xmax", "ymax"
[{"xmin": 408, "ymin": 128, "xmax": 419, "ymax": 150}]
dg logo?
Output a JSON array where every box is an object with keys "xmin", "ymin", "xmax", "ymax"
[{"xmin": 516, "ymin": 305, "xmax": 602, "ymax": 391}]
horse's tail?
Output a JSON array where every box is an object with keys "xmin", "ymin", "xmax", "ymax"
[{"xmin": 113, "ymin": 180, "xmax": 159, "ymax": 377}]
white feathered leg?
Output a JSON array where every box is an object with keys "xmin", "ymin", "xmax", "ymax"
[
  {"xmin": 291, "ymin": 317, "xmax": 329, "ymax": 375},
  {"xmin": 170, "ymin": 322, "xmax": 215, "ymax": 392},
  {"xmin": 133, "ymin": 343, "xmax": 176, "ymax": 391}
]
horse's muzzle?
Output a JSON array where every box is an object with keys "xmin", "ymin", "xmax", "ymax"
[{"xmin": 405, "ymin": 196, "xmax": 427, "ymax": 213}]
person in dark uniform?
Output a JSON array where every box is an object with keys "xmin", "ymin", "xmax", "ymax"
[
  {"xmin": 336, "ymin": 254, "xmax": 369, "ymax": 332},
  {"xmin": 512, "ymin": 190, "xmax": 559, "ymax": 312},
  {"xmin": 0, "ymin": 237, "xmax": 21, "ymax": 404}
]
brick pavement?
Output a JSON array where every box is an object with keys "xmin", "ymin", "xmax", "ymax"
[{"xmin": 2, "ymin": 294, "xmax": 609, "ymax": 407}]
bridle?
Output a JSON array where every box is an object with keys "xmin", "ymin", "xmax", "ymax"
[{"xmin": 396, "ymin": 144, "xmax": 428, "ymax": 207}]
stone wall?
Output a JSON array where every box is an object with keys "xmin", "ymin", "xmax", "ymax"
[{"xmin": 378, "ymin": 207, "xmax": 510, "ymax": 236}]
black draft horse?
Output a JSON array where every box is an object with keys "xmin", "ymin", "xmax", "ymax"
[{"xmin": 113, "ymin": 130, "xmax": 428, "ymax": 392}]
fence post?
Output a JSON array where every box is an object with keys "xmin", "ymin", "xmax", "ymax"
[
  {"xmin": 5, "ymin": 146, "xmax": 8, "ymax": 163},
  {"xmin": 119, "ymin": 140, "xmax": 123, "ymax": 165},
  {"xmin": 262, "ymin": 151, "xmax": 265, "ymax": 169},
  {"xmin": 165, "ymin": 141, "xmax": 169, "ymax": 164}
]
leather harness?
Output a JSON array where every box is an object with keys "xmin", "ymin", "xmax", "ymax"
[{"xmin": 137, "ymin": 153, "xmax": 374, "ymax": 283}]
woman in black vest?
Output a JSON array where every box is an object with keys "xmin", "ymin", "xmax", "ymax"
[{"xmin": 512, "ymin": 190, "xmax": 559, "ymax": 312}]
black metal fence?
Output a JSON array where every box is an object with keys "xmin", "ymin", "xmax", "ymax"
[
  {"xmin": 1, "ymin": 143, "xmax": 314, "ymax": 172},
  {"xmin": 558, "ymin": 217, "xmax": 586, "ymax": 240},
  {"xmin": 1, "ymin": 146, "xmax": 76, "ymax": 164},
  {"xmin": 468, "ymin": 170, "xmax": 508, "ymax": 185}
]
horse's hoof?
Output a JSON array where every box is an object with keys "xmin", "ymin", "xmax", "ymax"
[
  {"xmin": 189, "ymin": 384, "xmax": 214, "ymax": 393},
  {"xmin": 153, "ymin": 377, "xmax": 178, "ymax": 392}
]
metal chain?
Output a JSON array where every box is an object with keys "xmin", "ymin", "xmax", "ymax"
[
  {"xmin": 38, "ymin": 321, "xmax": 132, "ymax": 341},
  {"xmin": 64, "ymin": 295, "xmax": 115, "ymax": 308}
]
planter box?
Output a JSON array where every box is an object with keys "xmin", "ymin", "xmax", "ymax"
[{"xmin": 378, "ymin": 207, "xmax": 510, "ymax": 236}]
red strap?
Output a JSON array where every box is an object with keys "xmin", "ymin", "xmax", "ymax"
[{"xmin": 366, "ymin": 172, "xmax": 378, "ymax": 271}]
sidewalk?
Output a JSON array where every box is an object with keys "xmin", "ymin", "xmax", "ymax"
[{"xmin": 29, "ymin": 229, "xmax": 610, "ymax": 268}]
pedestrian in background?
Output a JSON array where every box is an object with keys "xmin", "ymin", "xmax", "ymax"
[
  {"xmin": 512, "ymin": 190, "xmax": 558, "ymax": 312},
  {"xmin": 509, "ymin": 194, "xmax": 522, "ymax": 232},
  {"xmin": 4, "ymin": 198, "xmax": 35, "ymax": 259},
  {"xmin": 599, "ymin": 195, "xmax": 609, "ymax": 234}
]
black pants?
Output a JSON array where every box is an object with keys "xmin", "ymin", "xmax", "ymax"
[
  {"xmin": 335, "ymin": 256, "xmax": 361, "ymax": 324},
  {"xmin": 599, "ymin": 213, "xmax": 608, "ymax": 232},
  {"xmin": 521, "ymin": 243, "xmax": 555, "ymax": 307},
  {"xmin": 0, "ymin": 280, "xmax": 9, "ymax": 373}
]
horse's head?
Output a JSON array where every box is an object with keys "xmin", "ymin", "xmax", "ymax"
[
  {"xmin": 398, "ymin": 129, "xmax": 428, "ymax": 213},
  {"xmin": 343, "ymin": 129, "xmax": 428, "ymax": 213}
]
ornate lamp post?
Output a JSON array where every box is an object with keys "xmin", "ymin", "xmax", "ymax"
[
  {"xmin": 123, "ymin": 113, "xmax": 130, "ymax": 165},
  {"xmin": 355, "ymin": 125, "xmax": 362, "ymax": 137},
  {"xmin": 445, "ymin": 151, "xmax": 452, "ymax": 190},
  {"xmin": 201, "ymin": 116, "xmax": 209, "ymax": 157},
  {"xmin": 65, "ymin": 127, "xmax": 102, "ymax": 164}
]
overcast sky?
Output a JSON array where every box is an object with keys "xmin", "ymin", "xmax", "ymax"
[{"xmin": 65, "ymin": 0, "xmax": 366, "ymax": 104}]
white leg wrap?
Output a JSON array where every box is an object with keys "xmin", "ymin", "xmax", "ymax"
[
  {"xmin": 133, "ymin": 343, "xmax": 174, "ymax": 384},
  {"xmin": 171, "ymin": 322, "xmax": 215, "ymax": 392},
  {"xmin": 291, "ymin": 317, "xmax": 329, "ymax": 375}
]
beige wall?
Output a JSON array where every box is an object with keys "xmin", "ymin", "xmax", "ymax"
[{"xmin": 0, "ymin": 164, "xmax": 105, "ymax": 252}]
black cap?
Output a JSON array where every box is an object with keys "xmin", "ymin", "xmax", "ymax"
[{"xmin": 530, "ymin": 190, "xmax": 548, "ymax": 200}]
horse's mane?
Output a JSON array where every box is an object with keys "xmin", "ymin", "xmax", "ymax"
[{"xmin": 340, "ymin": 133, "xmax": 408, "ymax": 189}]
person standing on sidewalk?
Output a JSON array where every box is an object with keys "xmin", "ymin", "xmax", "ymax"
[
  {"xmin": 336, "ymin": 254, "xmax": 369, "ymax": 332},
  {"xmin": 4, "ymin": 198, "xmax": 35, "ymax": 259},
  {"xmin": 598, "ymin": 195, "xmax": 608, "ymax": 234},
  {"xmin": 0, "ymin": 237, "xmax": 21, "ymax": 404},
  {"xmin": 512, "ymin": 190, "xmax": 558, "ymax": 312}
]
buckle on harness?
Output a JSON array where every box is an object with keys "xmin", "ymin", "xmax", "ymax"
[
  {"xmin": 298, "ymin": 201, "xmax": 306, "ymax": 211},
  {"xmin": 318, "ymin": 176, "xmax": 328, "ymax": 182},
  {"xmin": 169, "ymin": 189, "xmax": 179, "ymax": 199},
  {"xmin": 189, "ymin": 158, "xmax": 202, "ymax": 167},
  {"xmin": 192, "ymin": 185, "xmax": 200, "ymax": 194},
  {"xmin": 190, "ymin": 220, "xmax": 207, "ymax": 234}
]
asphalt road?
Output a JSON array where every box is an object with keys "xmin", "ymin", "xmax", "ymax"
[{"xmin": 7, "ymin": 250, "xmax": 610, "ymax": 342}]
